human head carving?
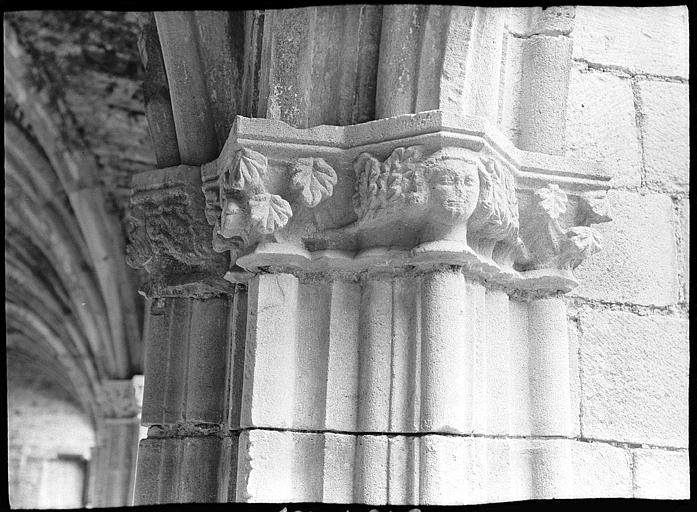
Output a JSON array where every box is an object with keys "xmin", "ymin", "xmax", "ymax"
[
  {"xmin": 352, "ymin": 146, "xmax": 518, "ymax": 244},
  {"xmin": 421, "ymin": 147, "xmax": 482, "ymax": 239}
]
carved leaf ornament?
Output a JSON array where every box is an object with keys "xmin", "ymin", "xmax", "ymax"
[
  {"xmin": 562, "ymin": 226, "xmax": 603, "ymax": 267},
  {"xmin": 353, "ymin": 153, "xmax": 381, "ymax": 217},
  {"xmin": 353, "ymin": 145, "xmax": 427, "ymax": 221},
  {"xmin": 249, "ymin": 193, "xmax": 293, "ymax": 234},
  {"xmin": 222, "ymin": 148, "xmax": 267, "ymax": 192},
  {"xmin": 292, "ymin": 157, "xmax": 338, "ymax": 207},
  {"xmin": 536, "ymin": 184, "xmax": 567, "ymax": 219},
  {"xmin": 384, "ymin": 145, "xmax": 424, "ymax": 200},
  {"xmin": 470, "ymin": 158, "xmax": 520, "ymax": 241}
]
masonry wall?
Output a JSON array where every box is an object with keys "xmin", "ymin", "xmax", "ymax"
[{"xmin": 561, "ymin": 6, "xmax": 689, "ymax": 498}]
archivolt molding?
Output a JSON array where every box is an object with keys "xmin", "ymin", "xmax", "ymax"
[
  {"xmin": 5, "ymin": 37, "xmax": 145, "ymax": 431},
  {"xmin": 6, "ymin": 314, "xmax": 102, "ymax": 426},
  {"xmin": 4, "ymin": 21, "xmax": 142, "ymax": 377},
  {"xmin": 129, "ymin": 110, "xmax": 611, "ymax": 296}
]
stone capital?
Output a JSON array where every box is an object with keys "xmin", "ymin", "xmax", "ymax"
[
  {"xmin": 198, "ymin": 110, "xmax": 611, "ymax": 294},
  {"xmin": 98, "ymin": 376, "xmax": 144, "ymax": 420},
  {"xmin": 126, "ymin": 166, "xmax": 234, "ymax": 298},
  {"xmin": 128, "ymin": 110, "xmax": 611, "ymax": 296}
]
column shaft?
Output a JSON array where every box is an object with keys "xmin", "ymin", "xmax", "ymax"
[
  {"xmin": 527, "ymin": 298, "xmax": 572, "ymax": 436},
  {"xmin": 135, "ymin": 295, "xmax": 232, "ymax": 504},
  {"xmin": 91, "ymin": 420, "xmax": 141, "ymax": 507},
  {"xmin": 357, "ymin": 278, "xmax": 393, "ymax": 432},
  {"xmin": 420, "ymin": 269, "xmax": 476, "ymax": 433}
]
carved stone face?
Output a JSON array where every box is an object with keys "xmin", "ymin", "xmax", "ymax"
[
  {"xmin": 219, "ymin": 196, "xmax": 246, "ymax": 239},
  {"xmin": 427, "ymin": 158, "xmax": 480, "ymax": 226}
]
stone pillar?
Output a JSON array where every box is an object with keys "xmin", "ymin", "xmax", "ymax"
[
  {"xmin": 89, "ymin": 376, "xmax": 143, "ymax": 507},
  {"xmin": 130, "ymin": 13, "xmax": 243, "ymax": 505},
  {"xmin": 515, "ymin": 7, "xmax": 578, "ymax": 498},
  {"xmin": 130, "ymin": 7, "xmax": 612, "ymax": 505},
  {"xmin": 126, "ymin": 166, "xmax": 236, "ymax": 505}
]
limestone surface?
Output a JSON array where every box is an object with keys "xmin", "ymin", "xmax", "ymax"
[
  {"xmin": 572, "ymin": 6, "xmax": 689, "ymax": 78},
  {"xmin": 9, "ymin": 5, "xmax": 688, "ymax": 508},
  {"xmin": 637, "ymin": 80, "xmax": 690, "ymax": 192},
  {"xmin": 633, "ymin": 448, "xmax": 690, "ymax": 499},
  {"xmin": 572, "ymin": 190, "xmax": 679, "ymax": 306},
  {"xmin": 565, "ymin": 65, "xmax": 642, "ymax": 188},
  {"xmin": 578, "ymin": 308, "xmax": 689, "ymax": 447}
]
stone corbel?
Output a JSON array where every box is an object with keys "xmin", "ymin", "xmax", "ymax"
[
  {"xmin": 126, "ymin": 166, "xmax": 233, "ymax": 298},
  {"xmin": 98, "ymin": 377, "xmax": 144, "ymax": 420},
  {"xmin": 196, "ymin": 110, "xmax": 610, "ymax": 295}
]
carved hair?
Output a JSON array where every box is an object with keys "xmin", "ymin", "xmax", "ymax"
[
  {"xmin": 352, "ymin": 146, "xmax": 519, "ymax": 241},
  {"xmin": 468, "ymin": 158, "xmax": 520, "ymax": 242},
  {"xmin": 352, "ymin": 146, "xmax": 428, "ymax": 221}
]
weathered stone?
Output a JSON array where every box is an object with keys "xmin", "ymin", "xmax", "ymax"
[
  {"xmin": 518, "ymin": 34, "xmax": 573, "ymax": 155},
  {"xmin": 572, "ymin": 190, "xmax": 679, "ymax": 306},
  {"xmin": 633, "ymin": 448, "xmax": 690, "ymax": 499},
  {"xmin": 5, "ymin": 11, "xmax": 156, "ymax": 222},
  {"xmin": 566, "ymin": 316, "xmax": 581, "ymax": 438},
  {"xmin": 200, "ymin": 112, "xmax": 609, "ymax": 297},
  {"xmin": 578, "ymin": 308, "xmax": 689, "ymax": 447},
  {"xmin": 241, "ymin": 274, "xmax": 299, "ymax": 429},
  {"xmin": 98, "ymin": 378, "xmax": 141, "ymax": 419},
  {"xmin": 526, "ymin": 298, "xmax": 574, "ymax": 437},
  {"xmin": 90, "ymin": 420, "xmax": 141, "ymax": 507},
  {"xmin": 569, "ymin": 441, "xmax": 632, "ymax": 498},
  {"xmin": 377, "ymin": 6, "xmax": 505, "ymax": 123},
  {"xmin": 17, "ymin": 5, "xmax": 680, "ymax": 508},
  {"xmin": 141, "ymin": 297, "xmax": 230, "ymax": 426},
  {"xmin": 499, "ymin": 34, "xmax": 525, "ymax": 145},
  {"xmin": 565, "ymin": 65, "xmax": 642, "ymax": 188},
  {"xmin": 507, "ymin": 7, "xmax": 576, "ymax": 37},
  {"xmin": 322, "ymin": 433, "xmax": 358, "ymax": 503},
  {"xmin": 572, "ymin": 6, "xmax": 689, "ymax": 79},
  {"xmin": 127, "ymin": 166, "xmax": 233, "ymax": 298},
  {"xmin": 507, "ymin": 299, "xmax": 533, "ymax": 436},
  {"xmin": 419, "ymin": 436, "xmax": 483, "ymax": 505},
  {"xmin": 637, "ymin": 80, "xmax": 690, "ymax": 192},
  {"xmin": 676, "ymin": 197, "xmax": 690, "ymax": 303}
]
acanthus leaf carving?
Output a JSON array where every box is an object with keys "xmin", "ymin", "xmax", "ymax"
[
  {"xmin": 291, "ymin": 157, "xmax": 338, "ymax": 208},
  {"xmin": 249, "ymin": 193, "xmax": 293, "ymax": 235}
]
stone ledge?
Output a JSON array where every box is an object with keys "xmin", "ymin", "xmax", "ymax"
[{"xmin": 228, "ymin": 110, "xmax": 611, "ymax": 188}]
